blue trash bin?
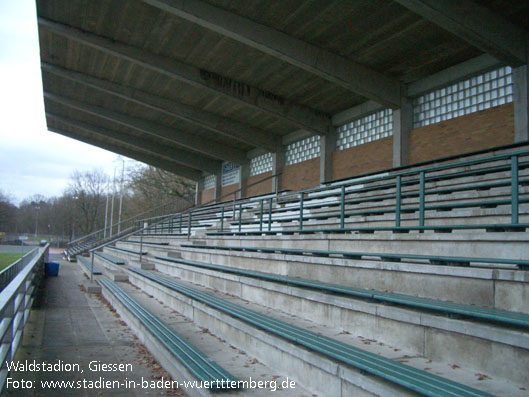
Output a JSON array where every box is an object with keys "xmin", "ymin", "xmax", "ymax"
[{"xmin": 45, "ymin": 262, "xmax": 60, "ymax": 276}]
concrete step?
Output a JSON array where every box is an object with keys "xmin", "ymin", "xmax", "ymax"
[
  {"xmin": 124, "ymin": 266, "xmax": 524, "ymax": 396},
  {"xmin": 100, "ymin": 278, "xmax": 314, "ymax": 396},
  {"xmin": 147, "ymin": 254, "xmax": 529, "ymax": 386},
  {"xmin": 173, "ymin": 236, "xmax": 529, "ymax": 313},
  {"xmin": 200, "ymin": 231, "xmax": 529, "ymax": 263}
]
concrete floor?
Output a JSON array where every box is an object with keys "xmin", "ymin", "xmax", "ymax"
[{"xmin": 4, "ymin": 252, "xmax": 183, "ymax": 397}]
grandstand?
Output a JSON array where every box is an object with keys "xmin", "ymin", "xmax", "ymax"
[{"xmin": 30, "ymin": 0, "xmax": 529, "ymax": 395}]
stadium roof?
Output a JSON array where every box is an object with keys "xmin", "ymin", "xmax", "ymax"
[{"xmin": 37, "ymin": 0, "xmax": 529, "ymax": 180}]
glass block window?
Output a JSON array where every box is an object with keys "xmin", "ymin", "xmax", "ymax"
[
  {"xmin": 286, "ymin": 135, "xmax": 321, "ymax": 166},
  {"xmin": 337, "ymin": 109, "xmax": 393, "ymax": 151},
  {"xmin": 413, "ymin": 66, "xmax": 513, "ymax": 128},
  {"xmin": 250, "ymin": 152, "xmax": 273, "ymax": 176},
  {"xmin": 203, "ymin": 174, "xmax": 216, "ymax": 190}
]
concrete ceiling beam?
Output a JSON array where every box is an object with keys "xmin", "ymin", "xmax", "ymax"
[
  {"xmin": 46, "ymin": 112, "xmax": 220, "ymax": 174},
  {"xmin": 394, "ymin": 0, "xmax": 528, "ymax": 66},
  {"xmin": 47, "ymin": 126, "xmax": 202, "ymax": 181},
  {"xmin": 44, "ymin": 91, "xmax": 247, "ymax": 165},
  {"xmin": 42, "ymin": 63, "xmax": 281, "ymax": 152},
  {"xmin": 38, "ymin": 17, "xmax": 332, "ymax": 136},
  {"xmin": 141, "ymin": 0, "xmax": 402, "ymax": 108}
]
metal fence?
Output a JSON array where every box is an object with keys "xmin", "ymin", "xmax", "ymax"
[
  {"xmin": 0, "ymin": 244, "xmax": 48, "ymax": 390},
  {"xmin": 147, "ymin": 149, "xmax": 529, "ymax": 236},
  {"xmin": 0, "ymin": 248, "xmax": 39, "ymax": 292},
  {"xmin": 66, "ymin": 196, "xmax": 194, "ymax": 258}
]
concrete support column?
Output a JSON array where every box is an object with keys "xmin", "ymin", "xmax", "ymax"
[
  {"xmin": 239, "ymin": 161, "xmax": 250, "ymax": 199},
  {"xmin": 319, "ymin": 131, "xmax": 337, "ymax": 184},
  {"xmin": 214, "ymin": 171, "xmax": 222, "ymax": 203},
  {"xmin": 392, "ymin": 92, "xmax": 413, "ymax": 168},
  {"xmin": 195, "ymin": 178, "xmax": 204, "ymax": 206},
  {"xmin": 272, "ymin": 147, "xmax": 285, "ymax": 194},
  {"xmin": 514, "ymin": 64, "xmax": 529, "ymax": 143}
]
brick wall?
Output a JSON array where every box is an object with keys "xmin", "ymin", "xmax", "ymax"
[
  {"xmin": 230, "ymin": 103, "xmax": 514, "ymax": 198},
  {"xmin": 409, "ymin": 103, "xmax": 514, "ymax": 164},
  {"xmin": 281, "ymin": 158, "xmax": 320, "ymax": 192},
  {"xmin": 332, "ymin": 136, "xmax": 393, "ymax": 180},
  {"xmin": 220, "ymin": 183, "xmax": 239, "ymax": 202},
  {"xmin": 200, "ymin": 188, "xmax": 214, "ymax": 205},
  {"xmin": 246, "ymin": 171, "xmax": 273, "ymax": 197}
]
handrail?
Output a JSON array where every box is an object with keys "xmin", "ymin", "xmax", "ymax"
[
  {"xmin": 0, "ymin": 248, "xmax": 39, "ymax": 292},
  {"xmin": 67, "ymin": 195, "xmax": 194, "ymax": 248},
  {"xmin": 136, "ymin": 172, "xmax": 283, "ymax": 240},
  {"xmin": 326, "ymin": 140, "xmax": 529, "ymax": 186},
  {"xmin": 209, "ymin": 150, "xmax": 528, "ymax": 234},
  {"xmin": 87, "ymin": 226, "xmax": 141, "ymax": 281},
  {"xmin": 121, "ymin": 148, "xmax": 527, "ymax": 242},
  {"xmin": 200, "ymin": 171, "xmax": 282, "ymax": 207},
  {"xmin": 137, "ymin": 171, "xmax": 282, "ymax": 227},
  {"xmin": 305, "ymin": 149, "xmax": 529, "ymax": 196},
  {"xmin": 0, "ymin": 244, "xmax": 48, "ymax": 391}
]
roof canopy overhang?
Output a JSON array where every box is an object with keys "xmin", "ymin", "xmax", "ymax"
[{"xmin": 37, "ymin": 0, "xmax": 529, "ymax": 181}]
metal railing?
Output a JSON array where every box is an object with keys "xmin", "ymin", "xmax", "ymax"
[
  {"xmin": 0, "ymin": 244, "xmax": 49, "ymax": 390},
  {"xmin": 135, "ymin": 172, "xmax": 282, "ymax": 237},
  {"xmin": 95, "ymin": 149, "xmax": 529, "ymax": 248},
  {"xmin": 0, "ymin": 248, "xmax": 39, "ymax": 292},
  {"xmin": 66, "ymin": 196, "xmax": 194, "ymax": 258},
  {"xmin": 203, "ymin": 150, "xmax": 529, "ymax": 234}
]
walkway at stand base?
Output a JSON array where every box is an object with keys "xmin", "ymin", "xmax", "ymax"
[{"xmin": 4, "ymin": 252, "xmax": 182, "ymax": 397}]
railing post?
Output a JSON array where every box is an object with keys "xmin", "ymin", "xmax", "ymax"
[
  {"xmin": 419, "ymin": 171, "xmax": 425, "ymax": 227},
  {"xmin": 220, "ymin": 205, "xmax": 225, "ymax": 232},
  {"xmin": 299, "ymin": 192, "xmax": 304, "ymax": 231},
  {"xmin": 340, "ymin": 185, "xmax": 345, "ymax": 229},
  {"xmin": 395, "ymin": 175, "xmax": 401, "ymax": 228},
  {"xmin": 268, "ymin": 197, "xmax": 273, "ymax": 231},
  {"xmin": 511, "ymin": 155, "xmax": 519, "ymax": 225},
  {"xmin": 139, "ymin": 226, "xmax": 144, "ymax": 264},
  {"xmin": 238, "ymin": 203, "xmax": 243, "ymax": 232},
  {"xmin": 259, "ymin": 199, "xmax": 264, "ymax": 231},
  {"xmin": 187, "ymin": 211, "xmax": 192, "ymax": 238},
  {"xmin": 90, "ymin": 252, "xmax": 95, "ymax": 282},
  {"xmin": 1, "ymin": 293, "xmax": 15, "ymax": 364},
  {"xmin": 179, "ymin": 214, "xmax": 182, "ymax": 234}
]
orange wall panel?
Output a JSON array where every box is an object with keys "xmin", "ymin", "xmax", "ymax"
[
  {"xmin": 200, "ymin": 188, "xmax": 214, "ymax": 205},
  {"xmin": 332, "ymin": 137, "xmax": 393, "ymax": 180},
  {"xmin": 409, "ymin": 103, "xmax": 514, "ymax": 164},
  {"xmin": 281, "ymin": 158, "xmax": 320, "ymax": 192},
  {"xmin": 220, "ymin": 183, "xmax": 239, "ymax": 202},
  {"xmin": 246, "ymin": 171, "xmax": 273, "ymax": 197}
]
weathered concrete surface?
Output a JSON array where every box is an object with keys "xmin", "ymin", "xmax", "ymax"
[
  {"xmin": 4, "ymin": 258, "xmax": 182, "ymax": 396},
  {"xmin": 126, "ymin": 267, "xmax": 528, "ymax": 396},
  {"xmin": 101, "ymin": 280, "xmax": 315, "ymax": 397}
]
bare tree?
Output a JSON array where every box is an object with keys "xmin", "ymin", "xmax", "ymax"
[
  {"xmin": 126, "ymin": 164, "xmax": 195, "ymax": 215},
  {"xmin": 0, "ymin": 190, "xmax": 17, "ymax": 233},
  {"xmin": 67, "ymin": 169, "xmax": 109, "ymax": 235}
]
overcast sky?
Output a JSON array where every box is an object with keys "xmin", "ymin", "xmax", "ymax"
[{"xmin": 0, "ymin": 0, "xmax": 137, "ymax": 205}]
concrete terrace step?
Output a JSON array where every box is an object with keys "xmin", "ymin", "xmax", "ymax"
[
  {"xmin": 227, "ymin": 205, "xmax": 529, "ymax": 232},
  {"xmin": 144, "ymin": 254, "xmax": 529, "ymax": 386},
  {"xmin": 94, "ymin": 251, "xmax": 124, "ymax": 265},
  {"xmin": 157, "ymin": 253, "xmax": 529, "ymax": 327},
  {"xmin": 93, "ymin": 252, "xmax": 130, "ymax": 282},
  {"xmin": 208, "ymin": 222, "xmax": 529, "ymax": 236},
  {"xmin": 100, "ymin": 279, "xmax": 238, "ymax": 393},
  {"xmin": 124, "ymin": 267, "xmax": 516, "ymax": 396},
  {"xmin": 181, "ymin": 243, "xmax": 529, "ymax": 270},
  {"xmin": 174, "ymin": 235, "xmax": 529, "ymax": 313},
  {"xmin": 77, "ymin": 255, "xmax": 102, "ymax": 275},
  {"xmin": 100, "ymin": 278, "xmax": 314, "ymax": 396}
]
